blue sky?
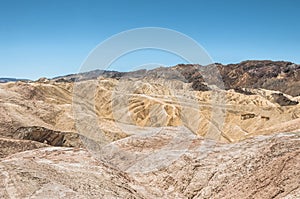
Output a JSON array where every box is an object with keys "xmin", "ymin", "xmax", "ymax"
[{"xmin": 0, "ymin": 0, "xmax": 299, "ymax": 79}]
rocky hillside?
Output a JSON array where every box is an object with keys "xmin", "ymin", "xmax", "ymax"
[
  {"xmin": 218, "ymin": 60, "xmax": 300, "ymax": 96},
  {"xmin": 0, "ymin": 60, "xmax": 299, "ymax": 198},
  {"xmin": 53, "ymin": 60, "xmax": 300, "ymax": 96}
]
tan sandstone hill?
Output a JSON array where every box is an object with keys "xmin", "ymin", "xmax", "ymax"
[{"xmin": 1, "ymin": 73, "xmax": 298, "ymax": 144}]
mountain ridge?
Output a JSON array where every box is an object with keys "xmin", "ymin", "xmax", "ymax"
[{"xmin": 49, "ymin": 60, "xmax": 300, "ymax": 96}]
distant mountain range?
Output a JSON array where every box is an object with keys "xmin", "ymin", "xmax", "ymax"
[
  {"xmin": 0, "ymin": 78, "xmax": 30, "ymax": 83},
  {"xmin": 52, "ymin": 60, "xmax": 300, "ymax": 96}
]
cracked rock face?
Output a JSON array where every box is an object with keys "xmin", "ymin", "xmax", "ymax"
[{"xmin": 0, "ymin": 130, "xmax": 299, "ymax": 199}]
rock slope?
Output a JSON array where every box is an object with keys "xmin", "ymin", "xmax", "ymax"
[{"xmin": 0, "ymin": 129, "xmax": 299, "ymax": 198}]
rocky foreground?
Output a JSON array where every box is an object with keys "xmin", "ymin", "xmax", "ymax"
[
  {"xmin": 0, "ymin": 129, "xmax": 299, "ymax": 198},
  {"xmin": 0, "ymin": 60, "xmax": 299, "ymax": 198}
]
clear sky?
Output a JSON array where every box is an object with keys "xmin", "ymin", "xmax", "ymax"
[{"xmin": 0, "ymin": 0, "xmax": 299, "ymax": 79}]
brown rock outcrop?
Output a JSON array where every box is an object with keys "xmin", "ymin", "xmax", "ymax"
[
  {"xmin": 0, "ymin": 137, "xmax": 47, "ymax": 158},
  {"xmin": 13, "ymin": 126, "xmax": 84, "ymax": 147}
]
